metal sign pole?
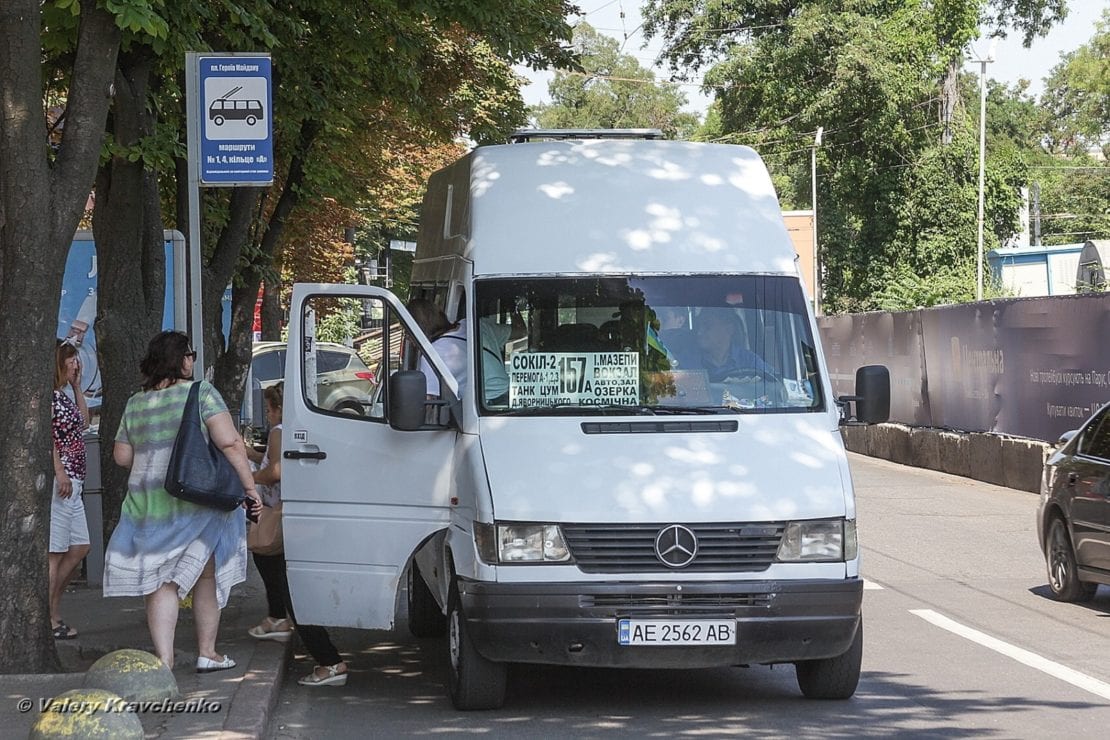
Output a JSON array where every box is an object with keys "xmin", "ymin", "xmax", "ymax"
[{"xmin": 184, "ymin": 52, "xmax": 205, "ymax": 377}]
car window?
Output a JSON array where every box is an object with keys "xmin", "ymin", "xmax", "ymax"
[
  {"xmin": 252, "ymin": 350, "xmax": 282, "ymax": 382},
  {"xmin": 1078, "ymin": 408, "xmax": 1110, "ymax": 460},
  {"xmin": 317, "ymin": 349, "xmax": 354, "ymax": 374}
]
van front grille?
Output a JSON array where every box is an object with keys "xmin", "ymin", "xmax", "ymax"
[
  {"xmin": 581, "ymin": 592, "xmax": 772, "ymax": 616},
  {"xmin": 561, "ymin": 523, "xmax": 784, "ymax": 573}
]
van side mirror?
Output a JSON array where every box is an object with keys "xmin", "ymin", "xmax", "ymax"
[
  {"xmin": 1057, "ymin": 429, "xmax": 1078, "ymax": 448},
  {"xmin": 389, "ymin": 371, "xmax": 430, "ymax": 431},
  {"xmin": 387, "ymin": 370, "xmax": 458, "ymax": 431},
  {"xmin": 837, "ymin": 365, "xmax": 890, "ymax": 425}
]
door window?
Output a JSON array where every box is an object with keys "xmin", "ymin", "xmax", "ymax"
[
  {"xmin": 300, "ymin": 295, "xmax": 396, "ymax": 421},
  {"xmin": 1079, "ymin": 407, "xmax": 1110, "ymax": 460}
]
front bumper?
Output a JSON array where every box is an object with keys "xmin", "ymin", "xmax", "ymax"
[{"xmin": 458, "ymin": 578, "xmax": 862, "ymax": 668}]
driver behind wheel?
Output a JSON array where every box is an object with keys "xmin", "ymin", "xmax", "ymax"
[{"xmin": 694, "ymin": 308, "xmax": 775, "ymax": 383}]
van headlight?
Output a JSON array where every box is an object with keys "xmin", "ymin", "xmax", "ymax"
[
  {"xmin": 776, "ymin": 519, "xmax": 857, "ymax": 562},
  {"xmin": 474, "ymin": 522, "xmax": 572, "ymax": 564}
]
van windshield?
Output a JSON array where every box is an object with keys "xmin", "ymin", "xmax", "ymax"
[{"xmin": 474, "ymin": 275, "xmax": 823, "ymax": 415}]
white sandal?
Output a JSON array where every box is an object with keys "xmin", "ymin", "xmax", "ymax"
[
  {"xmin": 196, "ymin": 655, "xmax": 237, "ymax": 673},
  {"xmin": 248, "ymin": 617, "xmax": 294, "ymax": 642},
  {"xmin": 297, "ymin": 663, "xmax": 348, "ymax": 687}
]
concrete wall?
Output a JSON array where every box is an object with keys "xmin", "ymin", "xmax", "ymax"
[{"xmin": 840, "ymin": 424, "xmax": 1052, "ymax": 493}]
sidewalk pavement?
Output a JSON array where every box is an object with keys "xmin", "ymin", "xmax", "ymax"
[{"xmin": 0, "ymin": 564, "xmax": 290, "ymax": 739}]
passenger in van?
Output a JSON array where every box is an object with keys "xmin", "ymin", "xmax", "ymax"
[
  {"xmin": 407, "ymin": 299, "xmax": 467, "ymax": 397},
  {"xmin": 694, "ymin": 308, "xmax": 775, "ymax": 382},
  {"xmin": 653, "ymin": 305, "xmax": 699, "ymax": 368},
  {"xmin": 479, "ymin": 309, "xmax": 525, "ymax": 406}
]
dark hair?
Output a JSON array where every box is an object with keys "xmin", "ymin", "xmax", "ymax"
[
  {"xmin": 406, "ymin": 298, "xmax": 454, "ymax": 340},
  {"xmin": 54, "ymin": 342, "xmax": 78, "ymax": 391},
  {"xmin": 139, "ymin": 330, "xmax": 192, "ymax": 391},
  {"xmin": 263, "ymin": 382, "xmax": 283, "ymax": 412}
]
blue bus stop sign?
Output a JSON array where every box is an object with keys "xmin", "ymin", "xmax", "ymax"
[{"xmin": 198, "ymin": 55, "xmax": 273, "ymax": 185}]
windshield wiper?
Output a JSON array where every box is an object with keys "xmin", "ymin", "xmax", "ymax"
[
  {"xmin": 497, "ymin": 403, "xmax": 755, "ymax": 416},
  {"xmin": 641, "ymin": 405, "xmax": 736, "ymax": 415}
]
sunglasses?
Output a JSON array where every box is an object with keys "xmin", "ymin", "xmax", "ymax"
[{"xmin": 185, "ymin": 351, "xmax": 198, "ymax": 360}]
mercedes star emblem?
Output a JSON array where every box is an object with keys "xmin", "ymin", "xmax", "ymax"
[{"xmin": 655, "ymin": 524, "xmax": 698, "ymax": 568}]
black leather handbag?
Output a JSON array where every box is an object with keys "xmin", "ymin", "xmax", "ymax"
[{"xmin": 165, "ymin": 382, "xmax": 245, "ymax": 511}]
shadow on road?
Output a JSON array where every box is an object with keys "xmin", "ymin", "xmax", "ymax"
[
  {"xmin": 1028, "ymin": 584, "xmax": 1110, "ymax": 616},
  {"xmin": 271, "ymin": 630, "xmax": 1107, "ymax": 739}
]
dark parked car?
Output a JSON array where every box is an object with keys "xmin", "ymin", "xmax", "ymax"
[{"xmin": 1037, "ymin": 401, "xmax": 1110, "ymax": 601}]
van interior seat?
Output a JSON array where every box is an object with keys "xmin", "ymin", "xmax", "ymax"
[{"xmin": 550, "ymin": 323, "xmax": 603, "ymax": 351}]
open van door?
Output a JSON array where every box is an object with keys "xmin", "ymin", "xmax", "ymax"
[{"xmin": 282, "ymin": 283, "xmax": 459, "ymax": 629}]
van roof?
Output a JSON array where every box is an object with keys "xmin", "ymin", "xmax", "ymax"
[{"xmin": 416, "ymin": 139, "xmax": 798, "ymax": 277}]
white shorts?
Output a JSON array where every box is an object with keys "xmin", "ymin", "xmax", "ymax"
[{"xmin": 50, "ymin": 478, "xmax": 90, "ymax": 553}]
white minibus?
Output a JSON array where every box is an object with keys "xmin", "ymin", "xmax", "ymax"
[{"xmin": 281, "ymin": 131, "xmax": 889, "ymax": 709}]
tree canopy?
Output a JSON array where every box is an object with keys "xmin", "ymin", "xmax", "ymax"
[
  {"xmin": 533, "ymin": 22, "xmax": 699, "ymax": 139},
  {"xmin": 0, "ymin": 0, "xmax": 578, "ymax": 674},
  {"xmin": 641, "ymin": 0, "xmax": 1095, "ymax": 311}
]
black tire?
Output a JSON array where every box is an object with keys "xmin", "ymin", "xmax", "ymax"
[
  {"xmin": 246, "ymin": 114, "xmax": 257, "ymax": 126},
  {"xmin": 795, "ymin": 620, "xmax": 863, "ymax": 700},
  {"xmin": 213, "ymin": 115, "xmax": 224, "ymax": 126},
  {"xmin": 447, "ymin": 583, "xmax": 506, "ymax": 710},
  {"xmin": 1046, "ymin": 517, "xmax": 1098, "ymax": 602},
  {"xmin": 407, "ymin": 564, "xmax": 446, "ymax": 638}
]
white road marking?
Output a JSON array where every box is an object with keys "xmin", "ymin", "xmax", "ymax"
[
  {"xmin": 863, "ymin": 579, "xmax": 884, "ymax": 590},
  {"xmin": 911, "ymin": 608, "xmax": 1110, "ymax": 702}
]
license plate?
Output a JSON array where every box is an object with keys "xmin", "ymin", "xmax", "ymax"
[{"xmin": 617, "ymin": 619, "xmax": 736, "ymax": 646}]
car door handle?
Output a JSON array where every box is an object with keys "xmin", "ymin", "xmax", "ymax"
[
  {"xmin": 1067, "ymin": 471, "xmax": 1079, "ymax": 486},
  {"xmin": 284, "ymin": 450, "xmax": 327, "ymax": 461}
]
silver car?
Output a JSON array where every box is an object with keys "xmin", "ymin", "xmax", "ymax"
[{"xmin": 245, "ymin": 341, "xmax": 376, "ymax": 427}]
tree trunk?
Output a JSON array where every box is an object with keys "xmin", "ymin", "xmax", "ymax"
[
  {"xmin": 201, "ymin": 187, "xmax": 259, "ymax": 416},
  {"xmin": 93, "ymin": 50, "xmax": 165, "ymax": 542},
  {"xmin": 260, "ymin": 275, "xmax": 282, "ymax": 340},
  {"xmin": 0, "ymin": 0, "xmax": 119, "ymax": 673}
]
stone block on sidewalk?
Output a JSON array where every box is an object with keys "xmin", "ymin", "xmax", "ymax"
[
  {"xmin": 84, "ymin": 649, "xmax": 179, "ymax": 703},
  {"xmin": 29, "ymin": 687, "xmax": 143, "ymax": 740}
]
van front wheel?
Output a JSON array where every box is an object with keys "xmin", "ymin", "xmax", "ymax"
[
  {"xmin": 447, "ymin": 584, "xmax": 506, "ymax": 710},
  {"xmin": 795, "ymin": 620, "xmax": 863, "ymax": 700}
]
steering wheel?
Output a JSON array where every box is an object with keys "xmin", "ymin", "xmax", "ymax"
[{"xmin": 719, "ymin": 367, "xmax": 773, "ymax": 383}]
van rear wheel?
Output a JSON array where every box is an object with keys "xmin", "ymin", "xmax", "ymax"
[
  {"xmin": 407, "ymin": 564, "xmax": 446, "ymax": 637},
  {"xmin": 447, "ymin": 583, "xmax": 506, "ymax": 710},
  {"xmin": 795, "ymin": 620, "xmax": 863, "ymax": 700}
]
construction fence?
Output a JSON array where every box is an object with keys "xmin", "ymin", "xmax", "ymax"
[{"xmin": 817, "ymin": 293, "xmax": 1110, "ymax": 443}]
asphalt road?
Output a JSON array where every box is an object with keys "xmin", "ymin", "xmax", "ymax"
[{"xmin": 269, "ymin": 453, "xmax": 1110, "ymax": 738}]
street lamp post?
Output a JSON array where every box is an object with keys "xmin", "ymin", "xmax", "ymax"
[
  {"xmin": 811, "ymin": 126, "xmax": 824, "ymax": 315},
  {"xmin": 970, "ymin": 42, "xmax": 995, "ymax": 301}
]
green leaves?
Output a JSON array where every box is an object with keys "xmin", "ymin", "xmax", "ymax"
[
  {"xmin": 532, "ymin": 22, "xmax": 699, "ymax": 139},
  {"xmin": 103, "ymin": 0, "xmax": 169, "ymax": 38},
  {"xmin": 644, "ymin": 0, "xmax": 1084, "ymax": 311}
]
